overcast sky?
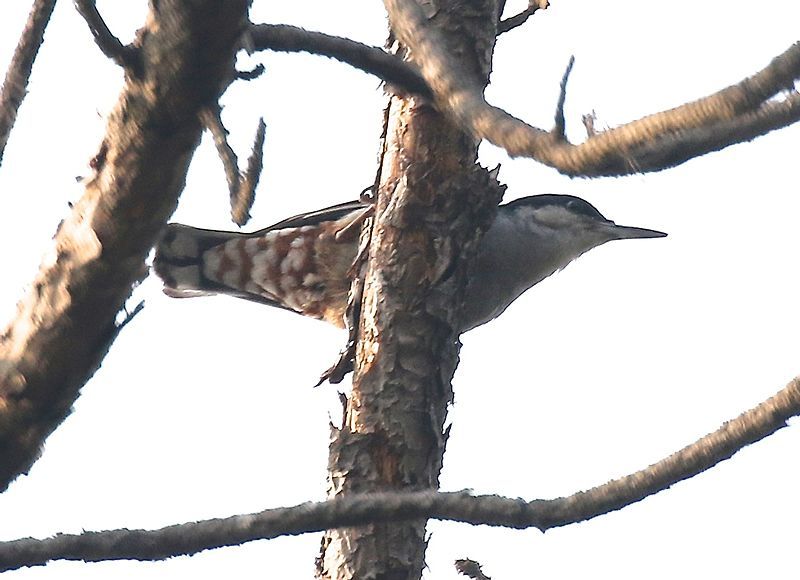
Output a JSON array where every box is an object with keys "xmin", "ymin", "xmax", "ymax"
[{"xmin": 0, "ymin": 1, "xmax": 799, "ymax": 579}]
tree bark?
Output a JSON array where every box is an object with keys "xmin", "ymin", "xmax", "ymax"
[
  {"xmin": 0, "ymin": 0, "xmax": 249, "ymax": 492},
  {"xmin": 316, "ymin": 2, "xmax": 503, "ymax": 578}
]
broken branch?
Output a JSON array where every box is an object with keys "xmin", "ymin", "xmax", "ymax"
[{"xmin": 497, "ymin": 0, "xmax": 549, "ymax": 35}]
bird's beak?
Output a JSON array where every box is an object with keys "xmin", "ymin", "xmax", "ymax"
[{"xmin": 609, "ymin": 223, "xmax": 668, "ymax": 240}]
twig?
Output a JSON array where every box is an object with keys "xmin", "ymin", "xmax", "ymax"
[
  {"xmin": 497, "ymin": 0, "xmax": 549, "ymax": 35},
  {"xmin": 553, "ymin": 55, "xmax": 575, "ymax": 140},
  {"xmin": 200, "ymin": 106, "xmax": 241, "ymax": 207},
  {"xmin": 0, "ymin": 0, "xmax": 57, "ymax": 168},
  {"xmin": 455, "ymin": 558, "xmax": 492, "ymax": 580},
  {"xmin": 384, "ymin": 0, "xmax": 800, "ymax": 176},
  {"xmin": 582, "ymin": 110, "xmax": 597, "ymax": 137},
  {"xmin": 200, "ymin": 108, "xmax": 266, "ymax": 227},
  {"xmin": 115, "ymin": 300, "xmax": 145, "ymax": 332},
  {"xmin": 236, "ymin": 63, "xmax": 266, "ymax": 81},
  {"xmin": 232, "ymin": 118, "xmax": 266, "ymax": 226},
  {"xmin": 73, "ymin": 0, "xmax": 139, "ymax": 71},
  {"xmin": 247, "ymin": 23, "xmax": 432, "ymax": 99}
]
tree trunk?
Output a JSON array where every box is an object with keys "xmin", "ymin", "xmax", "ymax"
[{"xmin": 316, "ymin": 2, "xmax": 502, "ymax": 578}]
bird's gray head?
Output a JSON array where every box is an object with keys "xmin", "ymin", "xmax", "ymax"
[
  {"xmin": 460, "ymin": 194, "xmax": 665, "ymax": 331},
  {"xmin": 502, "ymin": 194, "xmax": 666, "ymax": 252}
]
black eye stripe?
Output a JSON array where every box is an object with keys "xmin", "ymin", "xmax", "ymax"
[
  {"xmin": 505, "ymin": 195, "xmax": 606, "ymax": 221},
  {"xmin": 565, "ymin": 198, "xmax": 604, "ymax": 219}
]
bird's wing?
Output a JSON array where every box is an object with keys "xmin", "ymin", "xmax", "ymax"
[
  {"xmin": 249, "ymin": 200, "xmax": 367, "ymax": 234},
  {"xmin": 155, "ymin": 200, "xmax": 368, "ymax": 318}
]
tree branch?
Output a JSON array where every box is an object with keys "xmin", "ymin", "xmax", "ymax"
[
  {"xmin": 384, "ymin": 0, "xmax": 800, "ymax": 176},
  {"xmin": 625, "ymin": 90, "xmax": 800, "ymax": 171},
  {"xmin": 233, "ymin": 117, "xmax": 266, "ymax": 226},
  {"xmin": 0, "ymin": 0, "xmax": 249, "ymax": 493},
  {"xmin": 246, "ymin": 19, "xmax": 800, "ymax": 176},
  {"xmin": 73, "ymin": 0, "xmax": 140, "ymax": 71},
  {"xmin": 247, "ymin": 23, "xmax": 433, "ymax": 99},
  {"xmin": 200, "ymin": 105, "xmax": 241, "ymax": 205},
  {"xmin": 553, "ymin": 55, "xmax": 574, "ymax": 140},
  {"xmin": 497, "ymin": 0, "xmax": 549, "ymax": 35},
  {"xmin": 199, "ymin": 107, "xmax": 265, "ymax": 226},
  {"xmin": 247, "ymin": 14, "xmax": 800, "ymax": 176},
  {"xmin": 0, "ymin": 0, "xmax": 57, "ymax": 168},
  {"xmin": 2, "ymin": 374, "xmax": 797, "ymax": 571}
]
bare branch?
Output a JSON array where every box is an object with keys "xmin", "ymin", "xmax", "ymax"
[
  {"xmin": 235, "ymin": 63, "xmax": 265, "ymax": 81},
  {"xmin": 114, "ymin": 300, "xmax": 145, "ymax": 332},
  {"xmin": 244, "ymin": 13, "xmax": 799, "ymax": 177},
  {"xmin": 582, "ymin": 110, "xmax": 597, "ymax": 137},
  {"xmin": 497, "ymin": 0, "xmax": 549, "ymax": 35},
  {"xmin": 384, "ymin": 0, "xmax": 800, "ymax": 176},
  {"xmin": 2, "ymin": 375, "xmax": 797, "ymax": 571},
  {"xmin": 243, "ymin": 13, "xmax": 800, "ymax": 176},
  {"xmin": 247, "ymin": 23, "xmax": 433, "ymax": 99},
  {"xmin": 629, "ymin": 89, "xmax": 800, "ymax": 170},
  {"xmin": 0, "ymin": 0, "xmax": 249, "ymax": 493},
  {"xmin": 0, "ymin": 0, "xmax": 57, "ymax": 168},
  {"xmin": 232, "ymin": 118, "xmax": 266, "ymax": 226},
  {"xmin": 200, "ymin": 108, "xmax": 266, "ymax": 227},
  {"xmin": 200, "ymin": 106, "xmax": 241, "ymax": 205},
  {"xmin": 553, "ymin": 55, "xmax": 574, "ymax": 140},
  {"xmin": 73, "ymin": 0, "xmax": 139, "ymax": 71}
]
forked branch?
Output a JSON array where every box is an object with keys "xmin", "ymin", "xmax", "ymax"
[
  {"xmin": 384, "ymin": 0, "xmax": 800, "ymax": 176},
  {"xmin": 247, "ymin": 12, "xmax": 800, "ymax": 176},
  {"xmin": 199, "ymin": 107, "xmax": 266, "ymax": 226}
]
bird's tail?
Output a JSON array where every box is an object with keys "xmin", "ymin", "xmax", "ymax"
[{"xmin": 153, "ymin": 223, "xmax": 244, "ymax": 298}]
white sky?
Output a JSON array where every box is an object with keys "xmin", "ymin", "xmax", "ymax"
[{"xmin": 0, "ymin": 1, "xmax": 799, "ymax": 579}]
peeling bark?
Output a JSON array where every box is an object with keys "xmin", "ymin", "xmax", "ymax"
[
  {"xmin": 317, "ymin": 2, "xmax": 504, "ymax": 578},
  {"xmin": 0, "ymin": 0, "xmax": 249, "ymax": 492}
]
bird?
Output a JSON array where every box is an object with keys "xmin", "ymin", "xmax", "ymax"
[{"xmin": 153, "ymin": 194, "xmax": 666, "ymax": 332}]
